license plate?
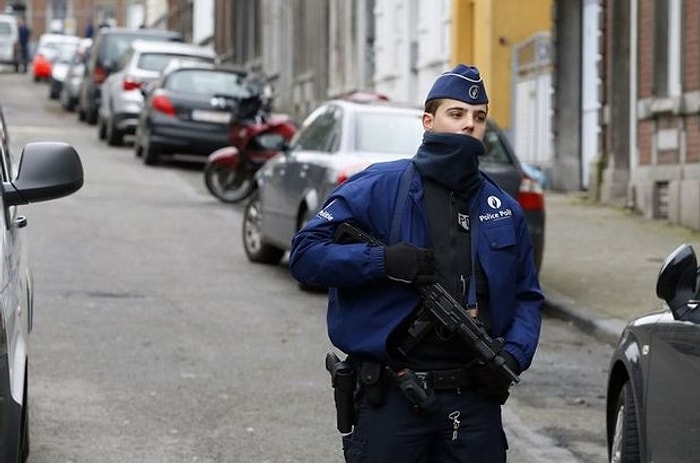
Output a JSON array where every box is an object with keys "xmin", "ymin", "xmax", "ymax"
[{"xmin": 191, "ymin": 110, "xmax": 231, "ymax": 124}]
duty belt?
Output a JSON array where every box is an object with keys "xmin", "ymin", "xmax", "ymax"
[{"xmin": 408, "ymin": 366, "xmax": 477, "ymax": 390}]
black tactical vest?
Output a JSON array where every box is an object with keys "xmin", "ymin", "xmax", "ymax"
[{"xmin": 394, "ymin": 179, "xmax": 490, "ymax": 370}]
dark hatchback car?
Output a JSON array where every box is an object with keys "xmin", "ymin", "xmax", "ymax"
[
  {"xmin": 606, "ymin": 243, "xmax": 700, "ymax": 463},
  {"xmin": 134, "ymin": 62, "xmax": 251, "ymax": 165},
  {"xmin": 0, "ymin": 107, "xmax": 84, "ymax": 461},
  {"xmin": 77, "ymin": 27, "xmax": 183, "ymax": 125},
  {"xmin": 242, "ymin": 98, "xmax": 545, "ymax": 270}
]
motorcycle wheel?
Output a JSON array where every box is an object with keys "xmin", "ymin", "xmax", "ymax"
[{"xmin": 204, "ymin": 161, "xmax": 255, "ymax": 203}]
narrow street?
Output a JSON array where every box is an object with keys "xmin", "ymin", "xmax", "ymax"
[{"xmin": 0, "ymin": 69, "xmax": 611, "ymax": 462}]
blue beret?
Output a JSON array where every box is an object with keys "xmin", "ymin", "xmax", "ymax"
[{"xmin": 425, "ymin": 64, "xmax": 489, "ymax": 105}]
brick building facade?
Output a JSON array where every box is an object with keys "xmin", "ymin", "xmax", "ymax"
[
  {"xmin": 4, "ymin": 0, "xmax": 129, "ymax": 42},
  {"xmin": 626, "ymin": 0, "xmax": 700, "ymax": 227},
  {"xmin": 555, "ymin": 0, "xmax": 700, "ymax": 230}
]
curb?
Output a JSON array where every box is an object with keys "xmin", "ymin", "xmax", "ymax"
[{"xmin": 541, "ymin": 285, "xmax": 628, "ymax": 346}]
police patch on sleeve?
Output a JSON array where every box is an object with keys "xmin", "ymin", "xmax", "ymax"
[{"xmin": 317, "ymin": 199, "xmax": 337, "ymax": 221}]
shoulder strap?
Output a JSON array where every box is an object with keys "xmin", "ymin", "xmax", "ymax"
[
  {"xmin": 467, "ymin": 195, "xmax": 479, "ymax": 309},
  {"xmin": 389, "ymin": 162, "xmax": 415, "ymax": 244}
]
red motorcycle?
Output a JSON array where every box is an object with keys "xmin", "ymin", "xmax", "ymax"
[{"xmin": 204, "ymin": 92, "xmax": 297, "ymax": 203}]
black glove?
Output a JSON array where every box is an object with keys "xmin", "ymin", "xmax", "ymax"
[
  {"xmin": 474, "ymin": 352, "xmax": 521, "ymax": 405},
  {"xmin": 384, "ymin": 242, "xmax": 437, "ymax": 285}
]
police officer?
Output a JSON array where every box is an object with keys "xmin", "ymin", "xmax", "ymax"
[{"xmin": 289, "ymin": 64, "xmax": 543, "ymax": 462}]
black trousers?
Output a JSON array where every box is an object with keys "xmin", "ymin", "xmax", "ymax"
[{"xmin": 342, "ymin": 386, "xmax": 507, "ymax": 462}]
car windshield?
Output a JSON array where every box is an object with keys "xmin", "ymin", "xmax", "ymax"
[
  {"xmin": 55, "ymin": 44, "xmax": 79, "ymax": 62},
  {"xmin": 103, "ymin": 34, "xmax": 178, "ymax": 63},
  {"xmin": 138, "ymin": 53, "xmax": 213, "ymax": 72},
  {"xmin": 481, "ymin": 125, "xmax": 514, "ymax": 165},
  {"xmin": 354, "ymin": 111, "xmax": 424, "ymax": 155},
  {"xmin": 165, "ymin": 69, "xmax": 250, "ymax": 97}
]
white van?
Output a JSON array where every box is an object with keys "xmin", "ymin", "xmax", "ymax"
[{"xmin": 0, "ymin": 14, "xmax": 19, "ymax": 71}]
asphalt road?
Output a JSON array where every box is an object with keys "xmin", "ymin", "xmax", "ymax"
[{"xmin": 0, "ymin": 69, "xmax": 611, "ymax": 463}]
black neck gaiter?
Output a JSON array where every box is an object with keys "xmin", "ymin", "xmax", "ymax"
[{"xmin": 412, "ymin": 132, "xmax": 484, "ymax": 196}]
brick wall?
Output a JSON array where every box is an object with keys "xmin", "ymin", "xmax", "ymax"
[
  {"xmin": 688, "ymin": 115, "xmax": 700, "ymax": 163},
  {"xmin": 17, "ymin": 0, "xmax": 127, "ymax": 40},
  {"xmin": 638, "ymin": 119, "xmax": 653, "ymax": 165},
  {"xmin": 684, "ymin": 0, "xmax": 699, "ymax": 91},
  {"xmin": 638, "ymin": 0, "xmax": 653, "ymax": 98}
]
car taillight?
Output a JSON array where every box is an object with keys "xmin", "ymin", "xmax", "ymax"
[
  {"xmin": 335, "ymin": 171, "xmax": 351, "ymax": 185},
  {"xmin": 335, "ymin": 163, "xmax": 370, "ymax": 185},
  {"xmin": 122, "ymin": 76, "xmax": 142, "ymax": 91},
  {"xmin": 517, "ymin": 175, "xmax": 545, "ymax": 211},
  {"xmin": 151, "ymin": 94, "xmax": 176, "ymax": 117},
  {"xmin": 94, "ymin": 65, "xmax": 106, "ymax": 84}
]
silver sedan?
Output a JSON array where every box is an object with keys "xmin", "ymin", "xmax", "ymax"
[
  {"xmin": 98, "ymin": 40, "xmax": 216, "ymax": 146},
  {"xmin": 242, "ymin": 98, "xmax": 546, "ymax": 269}
]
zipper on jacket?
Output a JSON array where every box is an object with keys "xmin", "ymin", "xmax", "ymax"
[{"xmin": 450, "ymin": 191, "xmax": 465, "ymax": 299}]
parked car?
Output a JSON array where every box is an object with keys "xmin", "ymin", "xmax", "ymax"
[
  {"xmin": 98, "ymin": 40, "xmax": 217, "ymax": 146},
  {"xmin": 31, "ymin": 33, "xmax": 80, "ymax": 82},
  {"xmin": 241, "ymin": 98, "xmax": 546, "ymax": 270},
  {"xmin": 77, "ymin": 27, "xmax": 183, "ymax": 125},
  {"xmin": 58, "ymin": 38, "xmax": 92, "ymax": 112},
  {"xmin": 134, "ymin": 62, "xmax": 251, "ymax": 165},
  {"xmin": 0, "ymin": 105, "xmax": 84, "ymax": 461},
  {"xmin": 606, "ymin": 243, "xmax": 700, "ymax": 463},
  {"xmin": 0, "ymin": 14, "xmax": 19, "ymax": 71},
  {"xmin": 48, "ymin": 38, "xmax": 90, "ymax": 99}
]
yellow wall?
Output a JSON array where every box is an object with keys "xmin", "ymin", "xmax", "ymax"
[{"xmin": 452, "ymin": 0, "xmax": 552, "ymax": 129}]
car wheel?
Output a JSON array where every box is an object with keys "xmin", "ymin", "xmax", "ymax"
[
  {"xmin": 609, "ymin": 381, "xmax": 641, "ymax": 463},
  {"xmin": 97, "ymin": 116, "xmax": 106, "ymax": 140},
  {"xmin": 18, "ymin": 362, "xmax": 29, "ymax": 463},
  {"xmin": 242, "ymin": 190, "xmax": 285, "ymax": 264},
  {"xmin": 142, "ymin": 137, "xmax": 160, "ymax": 166},
  {"xmin": 85, "ymin": 106, "xmax": 98, "ymax": 125},
  {"xmin": 60, "ymin": 91, "xmax": 74, "ymax": 112},
  {"xmin": 106, "ymin": 117, "xmax": 123, "ymax": 146}
]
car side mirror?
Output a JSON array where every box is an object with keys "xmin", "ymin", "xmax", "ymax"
[
  {"xmin": 2, "ymin": 142, "xmax": 84, "ymax": 207},
  {"xmin": 656, "ymin": 244, "xmax": 699, "ymax": 321}
]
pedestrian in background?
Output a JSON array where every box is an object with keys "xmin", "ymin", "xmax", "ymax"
[
  {"xmin": 84, "ymin": 18, "xmax": 94, "ymax": 39},
  {"xmin": 17, "ymin": 16, "xmax": 30, "ymax": 73},
  {"xmin": 289, "ymin": 64, "xmax": 543, "ymax": 462}
]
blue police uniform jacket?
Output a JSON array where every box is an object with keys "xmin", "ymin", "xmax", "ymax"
[{"xmin": 289, "ymin": 158, "xmax": 543, "ymax": 371}]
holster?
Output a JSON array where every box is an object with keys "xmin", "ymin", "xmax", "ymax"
[{"xmin": 326, "ymin": 353, "xmax": 357, "ymax": 434}]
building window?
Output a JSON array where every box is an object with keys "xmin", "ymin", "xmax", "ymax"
[
  {"xmin": 653, "ymin": 0, "xmax": 682, "ymax": 97},
  {"xmin": 667, "ymin": 0, "xmax": 682, "ymax": 96}
]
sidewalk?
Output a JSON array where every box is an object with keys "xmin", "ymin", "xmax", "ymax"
[{"xmin": 538, "ymin": 192, "xmax": 700, "ymax": 345}]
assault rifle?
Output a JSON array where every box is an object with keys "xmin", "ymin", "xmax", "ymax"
[{"xmin": 333, "ymin": 222, "xmax": 520, "ymax": 384}]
